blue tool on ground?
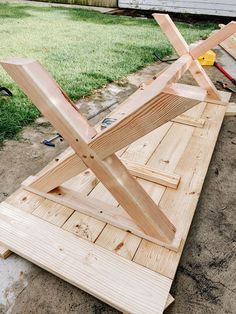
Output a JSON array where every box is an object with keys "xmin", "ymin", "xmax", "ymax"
[{"xmin": 42, "ymin": 133, "xmax": 63, "ymax": 147}]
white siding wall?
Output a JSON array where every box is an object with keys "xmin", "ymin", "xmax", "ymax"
[{"xmin": 119, "ymin": 0, "xmax": 236, "ymax": 17}]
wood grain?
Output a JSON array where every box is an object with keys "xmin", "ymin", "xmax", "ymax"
[
  {"xmin": 134, "ymin": 100, "xmax": 228, "ymax": 279},
  {"xmin": 121, "ymin": 159, "xmax": 181, "ymax": 188},
  {"xmin": 219, "ymin": 24, "xmax": 236, "ymax": 59},
  {"xmin": 24, "ymin": 185, "xmax": 181, "ymax": 250},
  {"xmin": 153, "ymin": 13, "xmax": 221, "ymax": 100},
  {"xmin": 0, "ymin": 202, "xmax": 172, "ymax": 314},
  {"xmin": 190, "ymin": 22, "xmax": 236, "ymax": 59},
  {"xmin": 0, "ymin": 55, "xmax": 198, "ymax": 194},
  {"xmin": 225, "ymin": 102, "xmax": 236, "ymax": 116},
  {"xmin": 1, "ymin": 58, "xmax": 179, "ymax": 242}
]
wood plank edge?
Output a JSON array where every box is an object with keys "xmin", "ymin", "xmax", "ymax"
[
  {"xmin": 225, "ymin": 102, "xmax": 236, "ymax": 116},
  {"xmin": 165, "ymin": 293, "xmax": 175, "ymax": 309},
  {"xmin": 172, "ymin": 116, "xmax": 205, "ymax": 128},
  {"xmin": 121, "ymin": 159, "xmax": 181, "ymax": 189},
  {"xmin": 0, "ymin": 245, "xmax": 12, "ymax": 259}
]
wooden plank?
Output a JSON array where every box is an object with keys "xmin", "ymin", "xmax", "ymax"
[
  {"xmin": 0, "ymin": 178, "xmax": 174, "ymax": 309},
  {"xmin": 93, "ymin": 153, "xmax": 177, "ymax": 242},
  {"xmin": 33, "ymin": 199, "xmax": 74, "ymax": 227},
  {"xmin": 60, "ymin": 144, "xmax": 175, "ymax": 307},
  {"xmin": 120, "ymin": 123, "xmax": 173, "ymax": 163},
  {"xmin": 92, "ymin": 122, "xmax": 174, "ymax": 258},
  {"xmin": 153, "ymin": 13, "xmax": 221, "ymax": 100},
  {"xmin": 0, "ymin": 202, "xmax": 172, "ymax": 314},
  {"xmin": 189, "ymin": 60, "xmax": 220, "ymax": 100},
  {"xmin": 96, "ymin": 224, "xmax": 141, "ymax": 259},
  {"xmin": 0, "ymin": 189, "xmax": 46, "ymax": 259},
  {"xmin": 0, "ymin": 244, "xmax": 12, "ymax": 259},
  {"xmin": 172, "ymin": 114, "xmax": 205, "ymax": 128},
  {"xmin": 62, "ymin": 169, "xmax": 98, "ymax": 195},
  {"xmin": 219, "ymin": 24, "xmax": 236, "ymax": 59},
  {"xmin": 92, "ymin": 123, "xmax": 173, "ymax": 248},
  {"xmin": 109, "ymin": 101, "xmax": 209, "ymax": 275},
  {"xmin": 121, "ymin": 159, "xmax": 181, "ymax": 188},
  {"xmin": 62, "ymin": 211, "xmax": 106, "ymax": 242},
  {"xmin": 133, "ymin": 100, "xmax": 228, "ymax": 279},
  {"xmin": 165, "ymin": 293, "xmax": 175, "ymax": 309},
  {"xmin": 164, "ymin": 83, "xmax": 206, "ymax": 101},
  {"xmin": 225, "ymin": 102, "xmax": 236, "ymax": 116},
  {"xmin": 93, "ymin": 104, "xmax": 205, "ymax": 255},
  {"xmin": 65, "ymin": 0, "xmax": 118, "ymax": 8},
  {"xmin": 190, "ymin": 22, "xmax": 236, "ymax": 59},
  {"xmin": 6, "ymin": 189, "xmax": 44, "ymax": 213},
  {"xmin": 164, "ymin": 83, "xmax": 228, "ymax": 106},
  {"xmin": 153, "ymin": 13, "xmax": 189, "ymax": 56}
]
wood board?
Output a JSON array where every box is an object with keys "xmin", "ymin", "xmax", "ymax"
[
  {"xmin": 0, "ymin": 93, "xmax": 231, "ymax": 313},
  {"xmin": 219, "ymin": 24, "xmax": 236, "ymax": 59}
]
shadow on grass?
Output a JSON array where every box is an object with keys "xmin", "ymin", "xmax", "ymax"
[
  {"xmin": 64, "ymin": 7, "xmax": 216, "ymax": 31},
  {"xmin": 111, "ymin": 42, "xmax": 173, "ymax": 64},
  {"xmin": 0, "ymin": 4, "xmax": 32, "ymax": 19},
  {"xmin": 65, "ymin": 7, "xmax": 156, "ymax": 27},
  {"xmin": 65, "ymin": 72, "xmax": 114, "ymax": 99},
  {"xmin": 0, "ymin": 3, "xmax": 217, "ymax": 30}
]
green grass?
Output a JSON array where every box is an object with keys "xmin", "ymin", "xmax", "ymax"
[{"xmin": 0, "ymin": 4, "xmax": 216, "ymax": 145}]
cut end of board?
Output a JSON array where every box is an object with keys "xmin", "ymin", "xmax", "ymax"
[{"xmin": 0, "ymin": 57, "xmax": 37, "ymax": 66}]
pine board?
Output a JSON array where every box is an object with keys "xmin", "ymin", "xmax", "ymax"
[
  {"xmin": 0, "ymin": 202, "xmax": 171, "ymax": 314},
  {"xmin": 0, "ymin": 92, "xmax": 230, "ymax": 313},
  {"xmin": 219, "ymin": 24, "xmax": 236, "ymax": 59}
]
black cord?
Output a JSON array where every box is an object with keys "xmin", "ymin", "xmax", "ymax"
[
  {"xmin": 154, "ymin": 53, "xmax": 178, "ymax": 64},
  {"xmin": 0, "ymin": 86, "xmax": 13, "ymax": 96}
]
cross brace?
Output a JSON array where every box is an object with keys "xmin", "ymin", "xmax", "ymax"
[{"xmin": 1, "ymin": 14, "xmax": 235, "ymax": 248}]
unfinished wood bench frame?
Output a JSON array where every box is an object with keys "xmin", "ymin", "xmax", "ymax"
[
  {"xmin": 0, "ymin": 15, "xmax": 235, "ymax": 313},
  {"xmin": 2, "ymin": 14, "xmax": 233, "ymax": 249}
]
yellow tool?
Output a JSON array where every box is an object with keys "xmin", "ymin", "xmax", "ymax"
[{"xmin": 198, "ymin": 50, "xmax": 216, "ymax": 66}]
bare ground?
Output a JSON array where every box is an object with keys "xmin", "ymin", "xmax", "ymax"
[{"xmin": 0, "ymin": 48, "xmax": 236, "ymax": 314}]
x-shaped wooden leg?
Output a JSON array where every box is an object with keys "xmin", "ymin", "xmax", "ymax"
[
  {"xmin": 2, "ymin": 57, "xmax": 195, "ymax": 244},
  {"xmin": 153, "ymin": 14, "xmax": 236, "ymax": 100},
  {"xmin": 1, "ymin": 52, "xmax": 201, "ymax": 246}
]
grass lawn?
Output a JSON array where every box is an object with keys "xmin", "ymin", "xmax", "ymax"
[{"xmin": 0, "ymin": 4, "xmax": 216, "ymax": 145}]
